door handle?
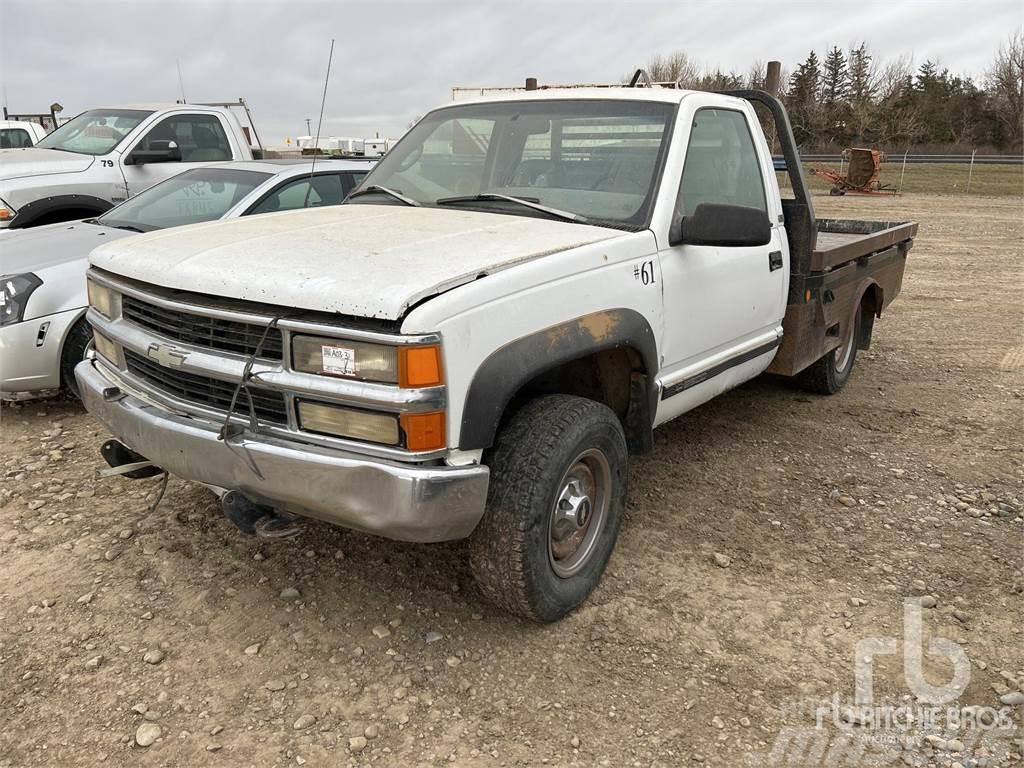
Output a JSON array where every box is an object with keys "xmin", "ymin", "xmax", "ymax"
[{"xmin": 768, "ymin": 251, "xmax": 783, "ymax": 272}]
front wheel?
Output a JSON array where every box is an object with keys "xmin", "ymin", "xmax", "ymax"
[
  {"xmin": 469, "ymin": 395, "xmax": 627, "ymax": 622},
  {"xmin": 60, "ymin": 319, "xmax": 93, "ymax": 399},
  {"xmin": 799, "ymin": 305, "xmax": 862, "ymax": 394}
]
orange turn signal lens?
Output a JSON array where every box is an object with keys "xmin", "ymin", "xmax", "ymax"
[
  {"xmin": 400, "ymin": 411, "xmax": 446, "ymax": 451},
  {"xmin": 399, "ymin": 345, "xmax": 443, "ymax": 388}
]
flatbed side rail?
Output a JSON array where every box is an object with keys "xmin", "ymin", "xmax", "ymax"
[{"xmin": 812, "ymin": 219, "xmax": 919, "ymax": 272}]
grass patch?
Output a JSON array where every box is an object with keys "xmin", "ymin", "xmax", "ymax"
[{"xmin": 779, "ymin": 162, "xmax": 1023, "ymax": 197}]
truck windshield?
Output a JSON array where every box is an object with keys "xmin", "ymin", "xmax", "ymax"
[
  {"xmin": 351, "ymin": 99, "xmax": 676, "ymax": 229},
  {"xmin": 35, "ymin": 109, "xmax": 152, "ymax": 156},
  {"xmin": 97, "ymin": 168, "xmax": 271, "ymax": 232}
]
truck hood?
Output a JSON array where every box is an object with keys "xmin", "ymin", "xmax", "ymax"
[
  {"xmin": 0, "ymin": 148, "xmax": 95, "ymax": 182},
  {"xmin": 1, "ymin": 219, "xmax": 133, "ymax": 275},
  {"xmin": 88, "ymin": 205, "xmax": 623, "ymax": 319}
]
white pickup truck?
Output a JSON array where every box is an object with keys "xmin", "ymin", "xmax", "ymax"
[
  {"xmin": 0, "ymin": 102, "xmax": 257, "ymax": 229},
  {"xmin": 77, "ymin": 86, "xmax": 917, "ymax": 621}
]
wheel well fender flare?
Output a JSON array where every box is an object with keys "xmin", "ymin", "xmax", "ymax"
[
  {"xmin": 8, "ymin": 194, "xmax": 113, "ymax": 228},
  {"xmin": 458, "ymin": 309, "xmax": 659, "ymax": 451}
]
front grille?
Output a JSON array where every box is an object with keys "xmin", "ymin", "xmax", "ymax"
[
  {"xmin": 122, "ymin": 295, "xmax": 284, "ymax": 361},
  {"xmin": 125, "ymin": 350, "xmax": 289, "ymax": 424}
]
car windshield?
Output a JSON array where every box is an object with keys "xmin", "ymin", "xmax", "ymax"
[
  {"xmin": 98, "ymin": 168, "xmax": 271, "ymax": 232},
  {"xmin": 35, "ymin": 109, "xmax": 152, "ymax": 156},
  {"xmin": 350, "ymin": 99, "xmax": 676, "ymax": 229}
]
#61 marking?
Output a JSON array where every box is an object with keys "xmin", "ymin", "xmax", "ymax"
[{"xmin": 633, "ymin": 259, "xmax": 656, "ymax": 286}]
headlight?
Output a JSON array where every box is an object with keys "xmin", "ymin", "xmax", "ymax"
[
  {"xmin": 292, "ymin": 335, "xmax": 398, "ymax": 383},
  {"xmin": 0, "ymin": 198, "xmax": 15, "ymax": 226},
  {"xmin": 297, "ymin": 400, "xmax": 400, "ymax": 444},
  {"xmin": 87, "ymin": 278, "xmax": 119, "ymax": 319},
  {"xmin": 292, "ymin": 335, "xmax": 443, "ymax": 388},
  {"xmin": 92, "ymin": 330, "xmax": 125, "ymax": 367},
  {"xmin": 0, "ymin": 273, "xmax": 42, "ymax": 326}
]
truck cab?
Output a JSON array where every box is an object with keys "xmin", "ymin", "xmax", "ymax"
[
  {"xmin": 76, "ymin": 86, "xmax": 915, "ymax": 622},
  {"xmin": 0, "ymin": 103, "xmax": 257, "ymax": 229}
]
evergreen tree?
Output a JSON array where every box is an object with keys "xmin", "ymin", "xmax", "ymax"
[{"xmin": 787, "ymin": 51, "xmax": 823, "ymax": 146}]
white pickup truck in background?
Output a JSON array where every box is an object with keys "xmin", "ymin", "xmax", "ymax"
[
  {"xmin": 77, "ymin": 85, "xmax": 916, "ymax": 622},
  {"xmin": 0, "ymin": 119, "xmax": 49, "ymax": 149},
  {"xmin": 0, "ymin": 101, "xmax": 259, "ymax": 229}
]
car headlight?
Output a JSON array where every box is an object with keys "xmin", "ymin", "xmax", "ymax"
[
  {"xmin": 292, "ymin": 335, "xmax": 399, "ymax": 383},
  {"xmin": 291, "ymin": 335, "xmax": 443, "ymax": 388},
  {"xmin": 297, "ymin": 400, "xmax": 401, "ymax": 444},
  {"xmin": 86, "ymin": 278, "xmax": 120, "ymax": 319},
  {"xmin": 0, "ymin": 273, "xmax": 42, "ymax": 326}
]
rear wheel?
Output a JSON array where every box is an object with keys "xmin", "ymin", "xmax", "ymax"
[
  {"xmin": 469, "ymin": 395, "xmax": 627, "ymax": 622},
  {"xmin": 60, "ymin": 319, "xmax": 92, "ymax": 399},
  {"xmin": 799, "ymin": 305, "xmax": 862, "ymax": 395}
]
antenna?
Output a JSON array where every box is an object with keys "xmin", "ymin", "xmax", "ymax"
[
  {"xmin": 304, "ymin": 39, "xmax": 335, "ymax": 209},
  {"xmin": 176, "ymin": 59, "xmax": 187, "ymax": 102}
]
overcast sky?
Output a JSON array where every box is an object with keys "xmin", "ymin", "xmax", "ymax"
[{"xmin": 2, "ymin": 0, "xmax": 1020, "ymax": 145}]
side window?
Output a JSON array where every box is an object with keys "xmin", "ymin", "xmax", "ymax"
[
  {"xmin": 136, "ymin": 114, "xmax": 232, "ymax": 162},
  {"xmin": 0, "ymin": 128, "xmax": 33, "ymax": 149},
  {"xmin": 678, "ymin": 109, "xmax": 767, "ymax": 217},
  {"xmin": 247, "ymin": 174, "xmax": 345, "ymax": 215}
]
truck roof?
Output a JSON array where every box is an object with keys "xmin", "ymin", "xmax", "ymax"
[
  {"xmin": 85, "ymin": 103, "xmax": 238, "ymax": 112},
  {"xmin": 448, "ymin": 86, "xmax": 704, "ymax": 108}
]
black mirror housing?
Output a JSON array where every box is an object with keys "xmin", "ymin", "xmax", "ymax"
[
  {"xmin": 126, "ymin": 140, "xmax": 182, "ymax": 166},
  {"xmin": 670, "ymin": 203, "xmax": 771, "ymax": 247}
]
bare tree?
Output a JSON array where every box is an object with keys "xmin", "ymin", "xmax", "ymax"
[
  {"xmin": 627, "ymin": 51, "xmax": 702, "ymax": 87},
  {"xmin": 987, "ymin": 29, "xmax": 1024, "ymax": 149}
]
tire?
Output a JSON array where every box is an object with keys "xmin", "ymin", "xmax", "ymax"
[
  {"xmin": 799, "ymin": 304, "xmax": 862, "ymax": 395},
  {"xmin": 469, "ymin": 395, "xmax": 627, "ymax": 623},
  {"xmin": 60, "ymin": 319, "xmax": 92, "ymax": 399}
]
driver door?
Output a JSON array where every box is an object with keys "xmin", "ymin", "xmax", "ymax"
[
  {"xmin": 121, "ymin": 113, "xmax": 234, "ymax": 198},
  {"xmin": 657, "ymin": 101, "xmax": 787, "ymax": 411}
]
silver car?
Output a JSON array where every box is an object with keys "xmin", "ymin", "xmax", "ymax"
[{"xmin": 0, "ymin": 158, "xmax": 375, "ymax": 396}]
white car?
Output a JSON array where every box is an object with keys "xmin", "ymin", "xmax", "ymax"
[
  {"xmin": 0, "ymin": 158, "xmax": 374, "ymax": 396},
  {"xmin": 0, "ymin": 120, "xmax": 48, "ymax": 149}
]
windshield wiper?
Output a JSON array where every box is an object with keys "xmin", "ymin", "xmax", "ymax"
[
  {"xmin": 347, "ymin": 185, "xmax": 420, "ymax": 206},
  {"xmin": 436, "ymin": 193, "xmax": 588, "ymax": 224},
  {"xmin": 109, "ymin": 224, "xmax": 146, "ymax": 233}
]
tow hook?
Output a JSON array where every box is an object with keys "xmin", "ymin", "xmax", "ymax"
[{"xmin": 221, "ymin": 490, "xmax": 301, "ymax": 539}]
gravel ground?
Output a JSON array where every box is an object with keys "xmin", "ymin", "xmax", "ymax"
[{"xmin": 1, "ymin": 192, "xmax": 1021, "ymax": 767}]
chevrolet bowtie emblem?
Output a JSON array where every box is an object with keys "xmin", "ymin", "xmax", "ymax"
[{"xmin": 146, "ymin": 343, "xmax": 189, "ymax": 368}]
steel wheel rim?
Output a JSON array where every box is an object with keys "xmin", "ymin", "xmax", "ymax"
[
  {"xmin": 834, "ymin": 316, "xmax": 856, "ymax": 372},
  {"xmin": 547, "ymin": 448, "xmax": 611, "ymax": 578}
]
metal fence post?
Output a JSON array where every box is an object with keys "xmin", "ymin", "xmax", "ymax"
[
  {"xmin": 898, "ymin": 150, "xmax": 909, "ymax": 194},
  {"xmin": 966, "ymin": 149, "xmax": 976, "ymax": 194}
]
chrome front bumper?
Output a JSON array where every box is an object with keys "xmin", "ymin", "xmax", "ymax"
[{"xmin": 76, "ymin": 360, "xmax": 489, "ymax": 542}]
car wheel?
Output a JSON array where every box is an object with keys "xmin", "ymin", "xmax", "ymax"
[
  {"xmin": 799, "ymin": 304, "xmax": 862, "ymax": 395},
  {"xmin": 469, "ymin": 395, "xmax": 627, "ymax": 622},
  {"xmin": 60, "ymin": 318, "xmax": 92, "ymax": 399}
]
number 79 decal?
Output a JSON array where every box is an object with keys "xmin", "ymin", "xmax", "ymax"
[{"xmin": 632, "ymin": 259, "xmax": 656, "ymax": 286}]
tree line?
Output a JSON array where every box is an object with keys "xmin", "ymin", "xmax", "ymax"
[{"xmin": 634, "ymin": 31, "xmax": 1023, "ymax": 154}]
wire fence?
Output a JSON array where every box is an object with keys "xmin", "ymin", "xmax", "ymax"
[{"xmin": 776, "ymin": 153, "xmax": 1023, "ymax": 196}]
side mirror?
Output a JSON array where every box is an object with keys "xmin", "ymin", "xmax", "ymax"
[
  {"xmin": 126, "ymin": 139, "xmax": 182, "ymax": 166},
  {"xmin": 670, "ymin": 203, "xmax": 771, "ymax": 247}
]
